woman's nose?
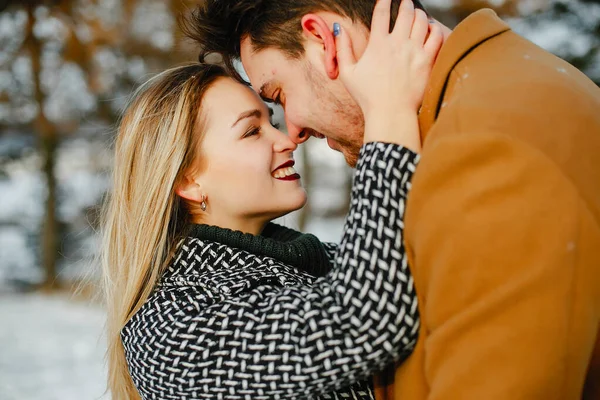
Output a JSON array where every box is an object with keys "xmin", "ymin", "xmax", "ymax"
[{"xmin": 272, "ymin": 126, "xmax": 298, "ymax": 153}]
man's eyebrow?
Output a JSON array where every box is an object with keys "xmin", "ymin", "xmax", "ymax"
[{"xmin": 231, "ymin": 109, "xmax": 262, "ymax": 128}]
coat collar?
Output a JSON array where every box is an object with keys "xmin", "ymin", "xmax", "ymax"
[{"xmin": 418, "ymin": 9, "xmax": 511, "ymax": 139}]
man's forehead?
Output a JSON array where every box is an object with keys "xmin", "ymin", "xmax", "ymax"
[
  {"xmin": 240, "ymin": 38, "xmax": 286, "ymax": 86},
  {"xmin": 243, "ymin": 61, "xmax": 278, "ymax": 96}
]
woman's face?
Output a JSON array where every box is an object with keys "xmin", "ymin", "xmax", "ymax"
[{"xmin": 190, "ymin": 77, "xmax": 307, "ymax": 233}]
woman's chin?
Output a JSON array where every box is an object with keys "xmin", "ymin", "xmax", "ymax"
[
  {"xmin": 294, "ymin": 192, "xmax": 309, "ymax": 211},
  {"xmin": 270, "ymin": 194, "xmax": 308, "ymax": 220}
]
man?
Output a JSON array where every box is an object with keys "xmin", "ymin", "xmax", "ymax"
[{"xmin": 187, "ymin": 0, "xmax": 600, "ymax": 398}]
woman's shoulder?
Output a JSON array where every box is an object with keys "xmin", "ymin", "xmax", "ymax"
[
  {"xmin": 163, "ymin": 235, "xmax": 316, "ymax": 287},
  {"xmin": 124, "ymin": 235, "xmax": 317, "ymax": 329}
]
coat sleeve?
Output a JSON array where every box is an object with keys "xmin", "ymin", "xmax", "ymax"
[
  {"xmin": 322, "ymin": 241, "xmax": 340, "ymax": 265},
  {"xmin": 404, "ymin": 132, "xmax": 597, "ymax": 399},
  {"xmin": 122, "ymin": 142, "xmax": 420, "ymax": 400}
]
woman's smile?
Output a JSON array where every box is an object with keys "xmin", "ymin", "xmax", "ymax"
[{"xmin": 272, "ymin": 160, "xmax": 301, "ymax": 181}]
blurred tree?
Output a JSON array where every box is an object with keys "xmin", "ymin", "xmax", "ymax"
[
  {"xmin": 507, "ymin": 0, "xmax": 600, "ymax": 86},
  {"xmin": 0, "ymin": 0, "xmax": 194, "ymax": 290},
  {"xmin": 428, "ymin": 0, "xmax": 600, "ymax": 85},
  {"xmin": 22, "ymin": 2, "xmax": 60, "ymax": 290}
]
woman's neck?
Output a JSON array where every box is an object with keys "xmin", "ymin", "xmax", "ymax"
[{"xmin": 191, "ymin": 214, "xmax": 269, "ymax": 236}]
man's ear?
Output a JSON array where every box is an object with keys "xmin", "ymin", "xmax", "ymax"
[
  {"xmin": 301, "ymin": 13, "xmax": 339, "ymax": 80},
  {"xmin": 175, "ymin": 175, "xmax": 203, "ymax": 203}
]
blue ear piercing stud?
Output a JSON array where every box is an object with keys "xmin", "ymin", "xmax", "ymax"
[{"xmin": 333, "ymin": 23, "xmax": 341, "ymax": 37}]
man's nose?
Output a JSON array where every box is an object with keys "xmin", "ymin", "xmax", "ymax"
[{"xmin": 285, "ymin": 115, "xmax": 310, "ymax": 145}]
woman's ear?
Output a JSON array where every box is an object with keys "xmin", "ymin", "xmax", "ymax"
[
  {"xmin": 175, "ymin": 175, "xmax": 203, "ymax": 203},
  {"xmin": 301, "ymin": 14, "xmax": 339, "ymax": 80}
]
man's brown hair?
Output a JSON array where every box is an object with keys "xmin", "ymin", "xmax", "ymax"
[{"xmin": 183, "ymin": 0, "xmax": 428, "ymax": 81}]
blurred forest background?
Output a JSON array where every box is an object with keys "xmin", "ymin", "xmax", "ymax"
[{"xmin": 0, "ymin": 0, "xmax": 598, "ymax": 398}]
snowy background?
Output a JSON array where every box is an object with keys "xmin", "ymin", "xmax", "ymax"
[{"xmin": 0, "ymin": 0, "xmax": 598, "ymax": 399}]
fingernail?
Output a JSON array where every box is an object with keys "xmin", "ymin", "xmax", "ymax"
[
  {"xmin": 333, "ymin": 22, "xmax": 341, "ymax": 37},
  {"xmin": 428, "ymin": 18, "xmax": 436, "ymax": 24}
]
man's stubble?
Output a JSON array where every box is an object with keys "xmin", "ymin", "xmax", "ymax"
[{"xmin": 304, "ymin": 62, "xmax": 364, "ymax": 167}]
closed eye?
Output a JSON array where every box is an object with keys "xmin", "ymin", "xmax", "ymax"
[{"xmin": 261, "ymin": 91, "xmax": 282, "ymax": 107}]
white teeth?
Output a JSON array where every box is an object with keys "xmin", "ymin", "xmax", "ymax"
[{"xmin": 273, "ymin": 166, "xmax": 297, "ymax": 178}]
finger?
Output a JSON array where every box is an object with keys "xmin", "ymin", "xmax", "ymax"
[
  {"xmin": 334, "ymin": 23, "xmax": 357, "ymax": 75},
  {"xmin": 423, "ymin": 22, "xmax": 443, "ymax": 65},
  {"xmin": 409, "ymin": 9, "xmax": 429, "ymax": 45},
  {"xmin": 392, "ymin": 0, "xmax": 416, "ymax": 39},
  {"xmin": 371, "ymin": 0, "xmax": 393, "ymax": 36}
]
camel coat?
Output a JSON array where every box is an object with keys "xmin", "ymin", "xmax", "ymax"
[{"xmin": 375, "ymin": 9, "xmax": 600, "ymax": 400}]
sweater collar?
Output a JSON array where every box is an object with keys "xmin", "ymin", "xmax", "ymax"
[{"xmin": 188, "ymin": 222, "xmax": 332, "ymax": 277}]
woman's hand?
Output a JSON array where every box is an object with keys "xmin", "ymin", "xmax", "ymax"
[{"xmin": 334, "ymin": 0, "xmax": 443, "ymax": 152}]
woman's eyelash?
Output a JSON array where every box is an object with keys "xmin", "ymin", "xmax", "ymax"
[
  {"xmin": 243, "ymin": 121, "xmax": 280, "ymax": 138},
  {"xmin": 244, "ymin": 126, "xmax": 261, "ymax": 138}
]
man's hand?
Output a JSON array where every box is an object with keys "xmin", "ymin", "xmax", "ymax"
[{"xmin": 334, "ymin": 0, "xmax": 442, "ymax": 151}]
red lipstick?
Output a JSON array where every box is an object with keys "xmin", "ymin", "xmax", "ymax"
[
  {"xmin": 272, "ymin": 159, "xmax": 300, "ymax": 181},
  {"xmin": 277, "ymin": 174, "xmax": 301, "ymax": 181},
  {"xmin": 272, "ymin": 159, "xmax": 295, "ymax": 173}
]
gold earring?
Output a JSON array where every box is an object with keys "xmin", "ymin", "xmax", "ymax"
[{"xmin": 200, "ymin": 195, "xmax": 207, "ymax": 212}]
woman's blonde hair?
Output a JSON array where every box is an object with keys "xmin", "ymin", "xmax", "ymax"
[{"xmin": 101, "ymin": 63, "xmax": 228, "ymax": 399}]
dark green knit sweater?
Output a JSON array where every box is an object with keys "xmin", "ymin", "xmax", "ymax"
[{"xmin": 188, "ymin": 222, "xmax": 333, "ymax": 277}]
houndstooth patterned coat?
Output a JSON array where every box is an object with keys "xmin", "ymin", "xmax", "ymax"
[{"xmin": 121, "ymin": 143, "xmax": 420, "ymax": 400}]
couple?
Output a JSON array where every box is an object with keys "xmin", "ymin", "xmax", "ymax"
[{"xmin": 102, "ymin": 0, "xmax": 600, "ymax": 399}]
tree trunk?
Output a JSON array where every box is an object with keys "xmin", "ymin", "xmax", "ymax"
[
  {"xmin": 26, "ymin": 5, "xmax": 60, "ymax": 290},
  {"xmin": 340, "ymin": 167, "xmax": 352, "ymax": 217},
  {"xmin": 40, "ymin": 136, "xmax": 59, "ymax": 290},
  {"xmin": 297, "ymin": 142, "xmax": 311, "ymax": 232}
]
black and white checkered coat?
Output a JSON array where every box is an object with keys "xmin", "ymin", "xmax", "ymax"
[{"xmin": 122, "ymin": 143, "xmax": 420, "ymax": 400}]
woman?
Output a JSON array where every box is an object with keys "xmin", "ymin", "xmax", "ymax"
[{"xmin": 102, "ymin": 1, "xmax": 441, "ymax": 399}]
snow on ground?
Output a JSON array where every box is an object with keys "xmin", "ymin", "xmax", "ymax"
[{"xmin": 0, "ymin": 293, "xmax": 109, "ymax": 400}]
